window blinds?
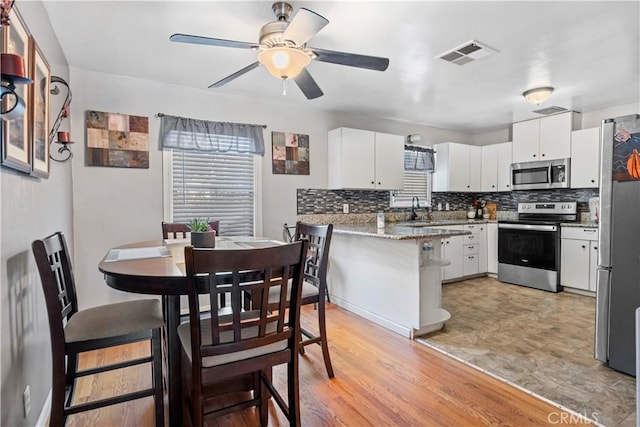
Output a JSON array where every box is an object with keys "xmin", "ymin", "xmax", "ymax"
[
  {"xmin": 391, "ymin": 149, "xmax": 432, "ymax": 207},
  {"xmin": 171, "ymin": 149, "xmax": 254, "ymax": 236}
]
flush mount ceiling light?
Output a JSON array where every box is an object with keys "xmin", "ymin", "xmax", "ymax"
[{"xmin": 523, "ymin": 87, "xmax": 554, "ymax": 105}]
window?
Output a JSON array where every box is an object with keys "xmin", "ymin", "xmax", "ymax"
[
  {"xmin": 161, "ymin": 115, "xmax": 264, "ymax": 236},
  {"xmin": 166, "ymin": 147, "xmax": 257, "ymax": 236},
  {"xmin": 390, "ymin": 148, "xmax": 433, "ymax": 208}
]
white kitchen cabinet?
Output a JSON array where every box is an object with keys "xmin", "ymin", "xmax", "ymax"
[
  {"xmin": 481, "ymin": 141, "xmax": 512, "ymax": 192},
  {"xmin": 571, "ymin": 127, "xmax": 601, "ymax": 188},
  {"xmin": 512, "ymin": 112, "xmax": 580, "ymax": 163},
  {"xmin": 436, "ymin": 224, "xmax": 487, "ymax": 281},
  {"xmin": 481, "ymin": 144, "xmax": 498, "ymax": 192},
  {"xmin": 328, "ymin": 127, "xmax": 404, "ymax": 190},
  {"xmin": 487, "ymin": 222, "xmax": 498, "ymax": 274},
  {"xmin": 433, "ymin": 142, "xmax": 481, "ymax": 192},
  {"xmin": 561, "ymin": 227, "xmax": 599, "ymax": 293},
  {"xmin": 497, "ymin": 142, "xmax": 513, "ymax": 191}
]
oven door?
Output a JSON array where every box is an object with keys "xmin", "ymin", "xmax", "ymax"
[{"xmin": 498, "ymin": 222, "xmax": 558, "ymax": 271}]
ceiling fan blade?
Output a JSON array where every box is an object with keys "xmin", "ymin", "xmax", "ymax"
[
  {"xmin": 170, "ymin": 33, "xmax": 258, "ymax": 50},
  {"xmin": 294, "ymin": 68, "xmax": 324, "ymax": 100},
  {"xmin": 312, "ymin": 47, "xmax": 390, "ymax": 71},
  {"xmin": 283, "ymin": 8, "xmax": 329, "ymax": 46},
  {"xmin": 208, "ymin": 62, "xmax": 260, "ymax": 88}
]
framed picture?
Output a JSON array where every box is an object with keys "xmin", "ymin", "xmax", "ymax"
[
  {"xmin": 29, "ymin": 37, "xmax": 50, "ymax": 178},
  {"xmin": 86, "ymin": 110, "xmax": 150, "ymax": 168},
  {"xmin": 271, "ymin": 131, "xmax": 310, "ymax": 175},
  {"xmin": 1, "ymin": 6, "xmax": 31, "ymax": 173}
]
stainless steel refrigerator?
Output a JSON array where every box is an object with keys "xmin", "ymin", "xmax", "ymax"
[{"xmin": 595, "ymin": 114, "xmax": 640, "ymax": 376}]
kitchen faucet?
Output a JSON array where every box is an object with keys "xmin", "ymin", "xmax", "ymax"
[{"xmin": 410, "ymin": 196, "xmax": 420, "ymax": 221}]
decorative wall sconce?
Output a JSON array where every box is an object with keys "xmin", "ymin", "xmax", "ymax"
[
  {"xmin": 49, "ymin": 76, "xmax": 74, "ymax": 162},
  {"xmin": 1, "ymin": 53, "xmax": 32, "ymax": 121}
]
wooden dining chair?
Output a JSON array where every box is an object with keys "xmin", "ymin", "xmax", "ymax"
[
  {"xmin": 32, "ymin": 232, "xmax": 164, "ymax": 427},
  {"xmin": 275, "ymin": 222, "xmax": 335, "ymax": 378},
  {"xmin": 178, "ymin": 240, "xmax": 308, "ymax": 427},
  {"xmin": 162, "ymin": 220, "xmax": 220, "ymax": 240}
]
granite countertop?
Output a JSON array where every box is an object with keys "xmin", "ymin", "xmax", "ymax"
[
  {"xmin": 561, "ymin": 221, "xmax": 599, "ymax": 228},
  {"xmin": 332, "ymin": 223, "xmax": 472, "ymax": 240}
]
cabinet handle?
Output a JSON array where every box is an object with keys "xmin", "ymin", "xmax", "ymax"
[
  {"xmin": 581, "ymin": 245, "xmax": 586, "ymax": 249},
  {"xmin": 541, "ymin": 153, "xmax": 545, "ymax": 157},
  {"xmin": 492, "ymin": 185, "xmax": 495, "ymax": 188},
  {"xmin": 467, "ymin": 185, "xmax": 470, "ymax": 188},
  {"xmin": 507, "ymin": 184, "xmax": 510, "ymax": 188},
  {"xmin": 533, "ymin": 154, "xmax": 537, "ymax": 158},
  {"xmin": 378, "ymin": 181, "xmax": 381, "ymax": 185},
  {"xmin": 591, "ymin": 179, "xmax": 595, "ymax": 183},
  {"xmin": 593, "ymin": 246, "xmax": 598, "ymax": 250},
  {"xmin": 371, "ymin": 181, "xmax": 375, "ymax": 184}
]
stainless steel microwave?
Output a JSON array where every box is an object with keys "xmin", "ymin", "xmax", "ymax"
[{"xmin": 510, "ymin": 158, "xmax": 570, "ymax": 190}]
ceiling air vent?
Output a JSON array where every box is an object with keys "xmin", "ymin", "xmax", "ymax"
[
  {"xmin": 436, "ymin": 40, "xmax": 498, "ymax": 65},
  {"xmin": 533, "ymin": 106, "xmax": 568, "ymax": 115}
]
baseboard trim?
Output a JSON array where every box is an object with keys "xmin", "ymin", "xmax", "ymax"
[{"xmin": 36, "ymin": 389, "xmax": 51, "ymax": 427}]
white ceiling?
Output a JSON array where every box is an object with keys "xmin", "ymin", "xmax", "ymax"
[{"xmin": 42, "ymin": 1, "xmax": 640, "ymax": 134}]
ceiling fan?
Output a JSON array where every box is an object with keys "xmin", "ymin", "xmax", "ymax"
[{"xmin": 169, "ymin": 2, "xmax": 390, "ymax": 100}]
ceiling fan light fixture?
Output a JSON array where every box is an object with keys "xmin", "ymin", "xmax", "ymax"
[
  {"xmin": 258, "ymin": 46, "xmax": 311, "ymax": 80},
  {"xmin": 522, "ymin": 86, "xmax": 554, "ymax": 105}
]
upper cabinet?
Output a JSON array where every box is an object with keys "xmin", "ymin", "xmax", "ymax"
[
  {"xmin": 512, "ymin": 112, "xmax": 581, "ymax": 163},
  {"xmin": 497, "ymin": 141, "xmax": 513, "ymax": 191},
  {"xmin": 433, "ymin": 142, "xmax": 481, "ymax": 192},
  {"xmin": 480, "ymin": 141, "xmax": 513, "ymax": 192},
  {"xmin": 571, "ymin": 127, "xmax": 601, "ymax": 188},
  {"xmin": 328, "ymin": 127, "xmax": 404, "ymax": 190},
  {"xmin": 480, "ymin": 144, "xmax": 498, "ymax": 192}
]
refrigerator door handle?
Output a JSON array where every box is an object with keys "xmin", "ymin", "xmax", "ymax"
[
  {"xmin": 598, "ymin": 119, "xmax": 614, "ymax": 268},
  {"xmin": 595, "ymin": 268, "xmax": 611, "ymax": 363}
]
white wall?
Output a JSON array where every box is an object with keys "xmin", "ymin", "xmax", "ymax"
[
  {"xmin": 67, "ymin": 67, "xmax": 472, "ymax": 310},
  {"xmin": 581, "ymin": 102, "xmax": 640, "ymax": 128},
  {"xmin": 0, "ymin": 2, "xmax": 71, "ymax": 426}
]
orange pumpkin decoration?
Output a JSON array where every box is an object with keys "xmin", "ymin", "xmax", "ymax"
[{"xmin": 628, "ymin": 148, "xmax": 640, "ymax": 178}]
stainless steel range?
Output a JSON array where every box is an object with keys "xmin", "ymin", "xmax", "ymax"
[{"xmin": 498, "ymin": 201, "xmax": 578, "ymax": 292}]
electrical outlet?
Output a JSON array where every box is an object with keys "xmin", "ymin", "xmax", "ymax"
[
  {"xmin": 23, "ymin": 385, "xmax": 30, "ymax": 417},
  {"xmin": 342, "ymin": 203, "xmax": 349, "ymax": 213}
]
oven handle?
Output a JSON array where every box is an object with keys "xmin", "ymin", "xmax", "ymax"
[{"xmin": 498, "ymin": 223, "xmax": 557, "ymax": 232}]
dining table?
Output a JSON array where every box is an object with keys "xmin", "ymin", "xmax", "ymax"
[{"xmin": 98, "ymin": 236, "xmax": 286, "ymax": 426}]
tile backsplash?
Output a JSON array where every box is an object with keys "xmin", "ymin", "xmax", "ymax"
[{"xmin": 297, "ymin": 188, "xmax": 599, "ymax": 215}]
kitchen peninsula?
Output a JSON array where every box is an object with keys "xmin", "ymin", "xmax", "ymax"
[{"xmin": 327, "ymin": 223, "xmax": 471, "ymax": 338}]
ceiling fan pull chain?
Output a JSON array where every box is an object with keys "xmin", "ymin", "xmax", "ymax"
[{"xmin": 282, "ymin": 78, "xmax": 287, "ymax": 96}]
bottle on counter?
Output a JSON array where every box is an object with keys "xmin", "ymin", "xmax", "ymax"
[{"xmin": 420, "ymin": 242, "xmax": 433, "ymax": 267}]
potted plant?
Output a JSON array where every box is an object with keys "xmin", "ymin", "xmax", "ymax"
[{"xmin": 189, "ymin": 218, "xmax": 216, "ymax": 248}]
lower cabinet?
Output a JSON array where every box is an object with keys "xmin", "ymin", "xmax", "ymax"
[
  {"xmin": 560, "ymin": 227, "xmax": 599, "ymax": 292},
  {"xmin": 438, "ymin": 224, "xmax": 488, "ymax": 281}
]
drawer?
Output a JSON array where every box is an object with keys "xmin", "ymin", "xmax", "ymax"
[
  {"xmin": 463, "ymin": 254, "xmax": 479, "ymax": 276},
  {"xmin": 464, "ymin": 224, "xmax": 482, "ymax": 232},
  {"xmin": 463, "ymin": 244, "xmax": 479, "ymax": 255},
  {"xmin": 462, "ymin": 233, "xmax": 479, "ymax": 244},
  {"xmin": 561, "ymin": 227, "xmax": 598, "ymax": 241}
]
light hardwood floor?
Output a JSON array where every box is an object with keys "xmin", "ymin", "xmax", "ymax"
[{"xmin": 65, "ymin": 303, "xmax": 590, "ymax": 426}]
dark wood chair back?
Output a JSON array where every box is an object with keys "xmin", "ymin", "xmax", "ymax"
[
  {"xmin": 32, "ymin": 232, "xmax": 80, "ymax": 349},
  {"xmin": 162, "ymin": 220, "xmax": 220, "ymax": 239},
  {"xmin": 182, "ymin": 240, "xmax": 308, "ymax": 426},
  {"xmin": 294, "ymin": 222, "xmax": 333, "ymax": 295}
]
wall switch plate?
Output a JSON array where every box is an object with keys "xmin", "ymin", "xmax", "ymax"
[
  {"xmin": 445, "ymin": 202, "xmax": 450, "ymax": 211},
  {"xmin": 342, "ymin": 204, "xmax": 349, "ymax": 213},
  {"xmin": 23, "ymin": 385, "xmax": 30, "ymax": 417}
]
